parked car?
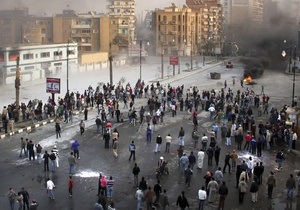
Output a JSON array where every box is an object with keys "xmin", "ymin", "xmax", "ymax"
[{"xmin": 226, "ymin": 62, "xmax": 233, "ymax": 68}]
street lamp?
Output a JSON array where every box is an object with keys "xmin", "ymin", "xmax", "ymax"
[
  {"xmin": 66, "ymin": 40, "xmax": 69, "ymax": 92},
  {"xmin": 282, "ymin": 39, "xmax": 293, "ymax": 73},
  {"xmin": 178, "ymin": 35, "xmax": 181, "ymax": 74},
  {"xmin": 292, "ymin": 46, "xmax": 297, "ymax": 107}
]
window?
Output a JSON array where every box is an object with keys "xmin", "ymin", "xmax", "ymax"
[
  {"xmin": 41, "ymin": 52, "xmax": 50, "ymax": 58},
  {"xmin": 53, "ymin": 51, "xmax": 62, "ymax": 56},
  {"xmin": 23, "ymin": 53, "xmax": 33, "ymax": 60},
  {"xmin": 10, "ymin": 68, "xmax": 16, "ymax": 72},
  {"xmin": 82, "ymin": 29, "xmax": 91, "ymax": 34},
  {"xmin": 25, "ymin": 66, "xmax": 34, "ymax": 70},
  {"xmin": 41, "ymin": 28, "xmax": 46, "ymax": 34},
  {"xmin": 54, "ymin": 62, "xmax": 62, "ymax": 66}
]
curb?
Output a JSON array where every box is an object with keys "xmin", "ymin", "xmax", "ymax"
[{"xmin": 0, "ymin": 107, "xmax": 94, "ymax": 140}]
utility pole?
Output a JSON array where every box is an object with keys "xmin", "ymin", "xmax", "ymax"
[
  {"xmin": 139, "ymin": 40, "xmax": 142, "ymax": 80},
  {"xmin": 109, "ymin": 43, "xmax": 113, "ymax": 86},
  {"xmin": 67, "ymin": 40, "xmax": 69, "ymax": 92},
  {"xmin": 109, "ymin": 55, "xmax": 113, "ymax": 86},
  {"xmin": 161, "ymin": 45, "xmax": 164, "ymax": 79},
  {"xmin": 15, "ymin": 56, "xmax": 21, "ymax": 120},
  {"xmin": 292, "ymin": 46, "xmax": 297, "ymax": 107},
  {"xmin": 178, "ymin": 35, "xmax": 181, "ymax": 74}
]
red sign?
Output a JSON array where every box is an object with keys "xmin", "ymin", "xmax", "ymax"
[
  {"xmin": 46, "ymin": 78, "xmax": 61, "ymax": 94},
  {"xmin": 169, "ymin": 56, "xmax": 178, "ymax": 65}
]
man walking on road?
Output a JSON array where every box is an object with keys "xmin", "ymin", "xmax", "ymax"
[
  {"xmin": 266, "ymin": 171, "xmax": 276, "ymax": 199},
  {"xmin": 129, "ymin": 141, "xmax": 136, "ymax": 161},
  {"xmin": 165, "ymin": 134, "xmax": 172, "ymax": 153},
  {"xmin": 46, "ymin": 178, "xmax": 55, "ymax": 200},
  {"xmin": 68, "ymin": 152, "xmax": 76, "ymax": 174},
  {"xmin": 155, "ymin": 134, "xmax": 163, "ymax": 154},
  {"xmin": 132, "ymin": 163, "xmax": 140, "ymax": 188},
  {"xmin": 79, "ymin": 120, "xmax": 85, "ymax": 135},
  {"xmin": 286, "ymin": 174, "xmax": 296, "ymax": 200},
  {"xmin": 51, "ymin": 145, "xmax": 59, "ymax": 167},
  {"xmin": 218, "ymin": 181, "xmax": 228, "ymax": 210},
  {"xmin": 95, "ymin": 116, "xmax": 102, "ymax": 134},
  {"xmin": 7, "ymin": 187, "xmax": 17, "ymax": 210},
  {"xmin": 178, "ymin": 127, "xmax": 185, "ymax": 147},
  {"xmin": 112, "ymin": 138, "xmax": 118, "ymax": 158},
  {"xmin": 198, "ymin": 186, "xmax": 207, "ymax": 210},
  {"xmin": 71, "ymin": 140, "xmax": 80, "ymax": 159}
]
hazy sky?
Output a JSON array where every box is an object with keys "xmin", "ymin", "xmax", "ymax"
[{"xmin": 0, "ymin": 0, "xmax": 186, "ymax": 16}]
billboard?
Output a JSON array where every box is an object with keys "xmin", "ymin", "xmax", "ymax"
[{"xmin": 46, "ymin": 78, "xmax": 60, "ymax": 94}]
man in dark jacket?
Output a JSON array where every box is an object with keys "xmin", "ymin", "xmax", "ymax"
[
  {"xmin": 214, "ymin": 146, "xmax": 221, "ymax": 166},
  {"xmin": 132, "ymin": 163, "xmax": 140, "ymax": 188},
  {"xmin": 223, "ymin": 153, "xmax": 231, "ymax": 173},
  {"xmin": 176, "ymin": 191, "xmax": 189, "ymax": 209},
  {"xmin": 153, "ymin": 180, "xmax": 162, "ymax": 206},
  {"xmin": 218, "ymin": 181, "xmax": 228, "ymax": 210},
  {"xmin": 103, "ymin": 130, "xmax": 110, "ymax": 149}
]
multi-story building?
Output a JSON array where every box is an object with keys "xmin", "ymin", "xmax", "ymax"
[
  {"xmin": 152, "ymin": 4, "xmax": 200, "ymax": 56},
  {"xmin": 186, "ymin": 0, "xmax": 223, "ymax": 55},
  {"xmin": 107, "ymin": 0, "xmax": 136, "ymax": 49},
  {"xmin": 0, "ymin": 43, "xmax": 78, "ymax": 85},
  {"xmin": 0, "ymin": 8, "xmax": 29, "ymax": 47},
  {"xmin": 53, "ymin": 10, "xmax": 110, "ymax": 53}
]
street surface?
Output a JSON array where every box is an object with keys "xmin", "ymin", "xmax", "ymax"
[{"xmin": 0, "ymin": 56, "xmax": 300, "ymax": 210}]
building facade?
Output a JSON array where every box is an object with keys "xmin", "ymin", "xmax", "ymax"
[
  {"xmin": 107, "ymin": 0, "xmax": 136, "ymax": 49},
  {"xmin": 152, "ymin": 5, "xmax": 200, "ymax": 56},
  {"xmin": 0, "ymin": 43, "xmax": 78, "ymax": 85},
  {"xmin": 186, "ymin": 0, "xmax": 223, "ymax": 55},
  {"xmin": 53, "ymin": 10, "xmax": 110, "ymax": 53}
]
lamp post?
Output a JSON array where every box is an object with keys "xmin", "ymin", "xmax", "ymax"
[
  {"xmin": 109, "ymin": 43, "xmax": 113, "ymax": 86},
  {"xmin": 283, "ymin": 39, "xmax": 292, "ymax": 73},
  {"xmin": 178, "ymin": 35, "xmax": 181, "ymax": 74},
  {"xmin": 161, "ymin": 43, "xmax": 164, "ymax": 79},
  {"xmin": 139, "ymin": 40, "xmax": 142, "ymax": 80},
  {"xmin": 66, "ymin": 40, "xmax": 69, "ymax": 92},
  {"xmin": 191, "ymin": 37, "xmax": 193, "ymax": 71},
  {"xmin": 292, "ymin": 46, "xmax": 297, "ymax": 107}
]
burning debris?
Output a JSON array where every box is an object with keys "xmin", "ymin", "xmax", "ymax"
[{"xmin": 243, "ymin": 76, "xmax": 257, "ymax": 85}]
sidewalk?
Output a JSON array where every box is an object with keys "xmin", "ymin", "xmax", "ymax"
[{"xmin": 0, "ymin": 59, "xmax": 224, "ymax": 140}]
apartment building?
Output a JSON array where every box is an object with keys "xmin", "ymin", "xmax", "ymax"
[
  {"xmin": 107, "ymin": 0, "xmax": 136, "ymax": 48},
  {"xmin": 152, "ymin": 4, "xmax": 201, "ymax": 56},
  {"xmin": 186, "ymin": 0, "xmax": 223, "ymax": 55},
  {"xmin": 53, "ymin": 10, "xmax": 110, "ymax": 53}
]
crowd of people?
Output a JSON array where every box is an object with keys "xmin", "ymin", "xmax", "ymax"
[{"xmin": 3, "ymin": 74, "xmax": 300, "ymax": 210}]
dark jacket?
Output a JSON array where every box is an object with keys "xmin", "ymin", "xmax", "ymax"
[
  {"xmin": 176, "ymin": 194, "xmax": 189, "ymax": 208},
  {"xmin": 250, "ymin": 181, "xmax": 259, "ymax": 193},
  {"xmin": 219, "ymin": 184, "xmax": 228, "ymax": 195}
]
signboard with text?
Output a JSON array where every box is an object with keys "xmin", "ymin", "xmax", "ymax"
[
  {"xmin": 169, "ymin": 56, "xmax": 179, "ymax": 65},
  {"xmin": 46, "ymin": 78, "xmax": 60, "ymax": 94}
]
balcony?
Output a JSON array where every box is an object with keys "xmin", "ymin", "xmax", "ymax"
[
  {"xmin": 169, "ymin": 21, "xmax": 177, "ymax": 25},
  {"xmin": 71, "ymin": 24, "xmax": 91, "ymax": 29},
  {"xmin": 79, "ymin": 42, "xmax": 92, "ymax": 46},
  {"xmin": 169, "ymin": 31, "xmax": 177, "ymax": 35},
  {"xmin": 160, "ymin": 21, "xmax": 168, "ymax": 25},
  {"xmin": 160, "ymin": 31, "xmax": 168, "ymax": 35}
]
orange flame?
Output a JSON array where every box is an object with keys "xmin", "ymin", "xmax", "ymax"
[{"xmin": 243, "ymin": 76, "xmax": 252, "ymax": 83}]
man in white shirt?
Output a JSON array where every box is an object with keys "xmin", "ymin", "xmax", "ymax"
[
  {"xmin": 198, "ymin": 186, "xmax": 207, "ymax": 210},
  {"xmin": 165, "ymin": 134, "xmax": 172, "ymax": 153},
  {"xmin": 47, "ymin": 178, "xmax": 55, "ymax": 200},
  {"xmin": 135, "ymin": 188, "xmax": 143, "ymax": 210}
]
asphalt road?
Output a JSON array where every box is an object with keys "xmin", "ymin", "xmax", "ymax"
[{"xmin": 1, "ymin": 59, "xmax": 300, "ymax": 210}]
